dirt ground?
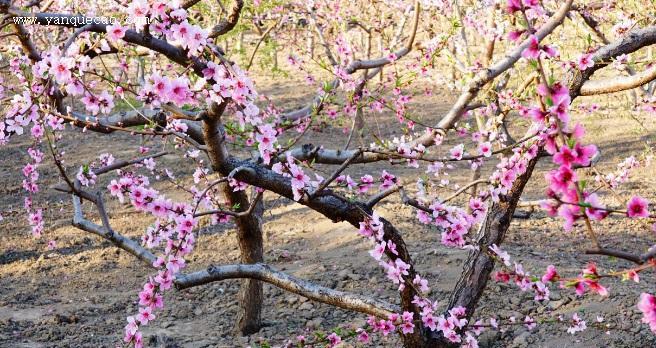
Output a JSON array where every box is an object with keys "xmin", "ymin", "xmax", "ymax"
[{"xmin": 1, "ymin": 73, "xmax": 656, "ymax": 348}]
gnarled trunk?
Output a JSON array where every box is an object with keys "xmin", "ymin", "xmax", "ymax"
[
  {"xmin": 228, "ymin": 188, "xmax": 265, "ymax": 335},
  {"xmin": 449, "ymin": 156, "xmax": 538, "ymax": 314},
  {"xmin": 203, "ymin": 105, "xmax": 265, "ymax": 335}
]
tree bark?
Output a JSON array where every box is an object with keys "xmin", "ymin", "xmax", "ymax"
[
  {"xmin": 227, "ymin": 186, "xmax": 265, "ymax": 335},
  {"xmin": 202, "ymin": 105, "xmax": 265, "ymax": 335},
  {"xmin": 449, "ymin": 156, "xmax": 539, "ymax": 314}
]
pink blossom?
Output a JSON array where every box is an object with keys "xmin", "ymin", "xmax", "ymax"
[
  {"xmin": 627, "ymin": 195, "xmax": 649, "ymax": 218},
  {"xmin": 638, "ymin": 293, "xmax": 656, "ymax": 333},
  {"xmin": 49, "ymin": 56, "xmax": 74, "ymax": 84},
  {"xmin": 422, "ymin": 313, "xmax": 437, "ymax": 331},
  {"xmin": 506, "ymin": 0, "xmax": 522, "ymax": 13},
  {"xmin": 524, "ymin": 316, "xmax": 536, "ymax": 330},
  {"xmin": 356, "ymin": 328, "xmax": 370, "ymax": 343},
  {"xmin": 576, "ymin": 53, "xmax": 595, "ymax": 71},
  {"xmin": 567, "ymin": 313, "xmax": 587, "ymax": 334},
  {"xmin": 413, "ymin": 274, "xmax": 430, "ymax": 292},
  {"xmin": 584, "ymin": 193, "xmax": 609, "ymax": 221},
  {"xmin": 380, "ymin": 319, "xmax": 396, "ymax": 336},
  {"xmin": 106, "ymin": 24, "xmax": 127, "ymax": 42},
  {"xmin": 478, "ymin": 142, "xmax": 492, "ymax": 157},
  {"xmin": 369, "ymin": 241, "xmax": 386, "ymax": 260},
  {"xmin": 380, "ymin": 170, "xmax": 397, "ymax": 190},
  {"xmin": 124, "ymin": 316, "xmax": 139, "ymax": 341},
  {"xmin": 508, "ymin": 30, "xmax": 524, "ymax": 41},
  {"xmin": 553, "ymin": 146, "xmax": 576, "ymax": 167},
  {"xmin": 175, "ymin": 214, "xmax": 196, "ymax": 235},
  {"xmin": 626, "ymin": 270, "xmax": 640, "ymax": 283},
  {"xmin": 326, "ymin": 332, "xmax": 341, "ymax": 347},
  {"xmin": 521, "ymin": 35, "xmax": 540, "ymax": 60},
  {"xmin": 289, "ymin": 164, "xmax": 310, "ymax": 201},
  {"xmin": 400, "ymin": 320, "xmax": 415, "ymax": 334},
  {"xmin": 166, "ymin": 255, "xmax": 186, "ymax": 273},
  {"xmin": 137, "ymin": 306, "xmax": 155, "ymax": 325},
  {"xmin": 154, "ymin": 269, "xmax": 174, "ymax": 290},
  {"xmin": 30, "ymin": 124, "xmax": 44, "ymax": 139},
  {"xmin": 541, "ymin": 265, "xmax": 559, "ymax": 283},
  {"xmin": 462, "ymin": 333, "xmax": 479, "ymax": 348},
  {"xmin": 81, "ymin": 92, "xmax": 101, "ymax": 115},
  {"xmin": 169, "ymin": 77, "xmax": 192, "ymax": 105},
  {"xmin": 354, "ymin": 175, "xmax": 372, "ymax": 193},
  {"xmin": 450, "ymin": 144, "xmax": 464, "ymax": 160},
  {"xmin": 489, "ymin": 244, "xmax": 510, "ymax": 266}
]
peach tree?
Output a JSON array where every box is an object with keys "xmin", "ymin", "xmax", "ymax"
[{"xmin": 1, "ymin": 0, "xmax": 656, "ymax": 346}]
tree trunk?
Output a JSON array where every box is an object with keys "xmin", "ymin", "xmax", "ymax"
[
  {"xmin": 228, "ymin": 187, "xmax": 265, "ymax": 335},
  {"xmin": 420, "ymin": 156, "xmax": 540, "ymax": 347},
  {"xmin": 448, "ymin": 155, "xmax": 539, "ymax": 318},
  {"xmin": 202, "ymin": 106, "xmax": 265, "ymax": 335}
]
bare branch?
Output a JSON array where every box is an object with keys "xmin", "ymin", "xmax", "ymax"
[
  {"xmin": 61, "ymin": 109, "xmax": 205, "ymax": 145},
  {"xmin": 52, "ymin": 152, "xmax": 169, "ymax": 195},
  {"xmin": 441, "ymin": 179, "xmax": 490, "ymax": 203},
  {"xmin": 245, "ymin": 19, "xmax": 278, "ymax": 70},
  {"xmin": 570, "ymin": 26, "xmax": 656, "ymax": 97},
  {"xmin": 281, "ymin": 1, "xmax": 421, "ymax": 122},
  {"xmin": 175, "ymin": 263, "xmax": 399, "ymax": 318},
  {"xmin": 193, "ymin": 191, "xmax": 263, "ymax": 218},
  {"xmin": 182, "ymin": 0, "xmax": 202, "ymax": 9},
  {"xmin": 96, "ymin": 151, "xmax": 169, "ymax": 175},
  {"xmin": 309, "ymin": 148, "xmax": 364, "ymax": 198},
  {"xmin": 585, "ymin": 247, "xmax": 643, "ymax": 264},
  {"xmin": 580, "ymin": 66, "xmax": 656, "ymax": 96},
  {"xmin": 433, "ymin": 0, "xmax": 573, "ymax": 139},
  {"xmin": 69, "ymin": 185, "xmax": 157, "ymax": 265},
  {"xmin": 309, "ymin": 14, "xmax": 339, "ymax": 67},
  {"xmin": 62, "ymin": 23, "xmax": 94, "ymax": 54},
  {"xmin": 366, "ymin": 184, "xmax": 402, "ymax": 209},
  {"xmin": 208, "ymin": 0, "xmax": 244, "ymax": 38}
]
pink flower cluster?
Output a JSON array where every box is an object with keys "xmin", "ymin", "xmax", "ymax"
[
  {"xmin": 488, "ymin": 142, "xmax": 540, "ymax": 201},
  {"xmin": 1, "ymin": 91, "xmax": 38, "ymax": 143},
  {"xmin": 573, "ymin": 263, "xmax": 608, "ymax": 297},
  {"xmin": 412, "ymin": 298, "xmax": 480, "ymax": 344},
  {"xmin": 490, "ymin": 244, "xmax": 551, "ymax": 301},
  {"xmin": 506, "ymin": 0, "xmax": 540, "ymax": 14},
  {"xmin": 140, "ymin": 73, "xmax": 194, "ymax": 107},
  {"xmin": 22, "ymin": 148, "xmax": 45, "ymax": 237},
  {"xmin": 415, "ymin": 197, "xmax": 485, "ymax": 248},
  {"xmin": 272, "ymin": 156, "xmax": 314, "ymax": 201},
  {"xmin": 638, "ymin": 293, "xmax": 656, "ymax": 333},
  {"xmin": 359, "ymin": 213, "xmax": 414, "ymax": 290},
  {"xmin": 108, "ymin": 172, "xmax": 197, "ymax": 347}
]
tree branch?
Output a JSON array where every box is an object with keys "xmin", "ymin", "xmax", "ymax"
[
  {"xmin": 431, "ymin": 0, "xmax": 573, "ymax": 142},
  {"xmin": 175, "ymin": 263, "xmax": 399, "ymax": 318},
  {"xmin": 580, "ymin": 65, "xmax": 656, "ymax": 96},
  {"xmin": 208, "ymin": 0, "xmax": 243, "ymax": 39},
  {"xmin": 281, "ymin": 1, "xmax": 421, "ymax": 122}
]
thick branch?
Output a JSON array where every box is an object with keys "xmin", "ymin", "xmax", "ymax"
[
  {"xmin": 433, "ymin": 0, "xmax": 573, "ymax": 139},
  {"xmin": 580, "ymin": 66, "xmax": 656, "ymax": 96},
  {"xmin": 585, "ymin": 248, "xmax": 643, "ymax": 264},
  {"xmin": 70, "ymin": 185, "xmax": 157, "ymax": 265},
  {"xmin": 62, "ymin": 109, "xmax": 205, "ymax": 145},
  {"xmin": 5, "ymin": 8, "xmax": 208, "ymax": 76},
  {"xmin": 208, "ymin": 0, "xmax": 243, "ymax": 38},
  {"xmin": 569, "ymin": 26, "xmax": 656, "ymax": 96},
  {"xmin": 175, "ymin": 263, "xmax": 399, "ymax": 318}
]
